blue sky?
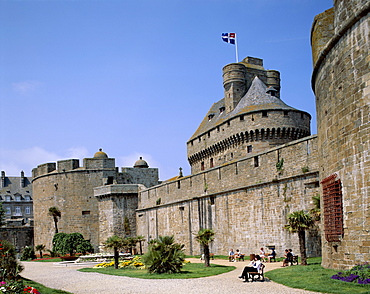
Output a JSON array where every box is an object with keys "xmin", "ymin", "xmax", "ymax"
[{"xmin": 0, "ymin": 0, "xmax": 333, "ymax": 180}]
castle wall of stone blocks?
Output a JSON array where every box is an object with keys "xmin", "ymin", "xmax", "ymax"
[
  {"xmin": 32, "ymin": 153, "xmax": 158, "ymax": 252},
  {"xmin": 311, "ymin": 0, "xmax": 370, "ymax": 269},
  {"xmin": 137, "ymin": 135, "xmax": 321, "ymax": 257}
]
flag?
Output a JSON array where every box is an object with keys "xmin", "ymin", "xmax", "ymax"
[{"xmin": 222, "ymin": 33, "xmax": 236, "ymax": 44}]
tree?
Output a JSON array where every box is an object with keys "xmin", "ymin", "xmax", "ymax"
[
  {"xmin": 126, "ymin": 237, "xmax": 138, "ymax": 255},
  {"xmin": 284, "ymin": 210, "xmax": 315, "ymax": 265},
  {"xmin": 52, "ymin": 232, "xmax": 93, "ymax": 256},
  {"xmin": 48, "ymin": 207, "xmax": 61, "ymax": 233},
  {"xmin": 0, "ymin": 202, "xmax": 6, "ymax": 227},
  {"xmin": 309, "ymin": 195, "xmax": 321, "ymax": 221},
  {"xmin": 195, "ymin": 228, "xmax": 215, "ymax": 267},
  {"xmin": 104, "ymin": 235, "xmax": 125, "ymax": 269},
  {"xmin": 35, "ymin": 244, "xmax": 46, "ymax": 259},
  {"xmin": 136, "ymin": 235, "xmax": 146, "ymax": 255},
  {"xmin": 142, "ymin": 235, "xmax": 185, "ymax": 274},
  {"xmin": 76, "ymin": 239, "xmax": 94, "ymax": 255}
]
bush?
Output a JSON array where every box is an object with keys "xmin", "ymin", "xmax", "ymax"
[
  {"xmin": 21, "ymin": 246, "xmax": 36, "ymax": 261},
  {"xmin": 53, "ymin": 232, "xmax": 93, "ymax": 256},
  {"xmin": 0, "ymin": 240, "xmax": 24, "ymax": 283},
  {"xmin": 142, "ymin": 235, "xmax": 185, "ymax": 274}
]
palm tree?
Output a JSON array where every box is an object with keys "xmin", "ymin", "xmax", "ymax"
[
  {"xmin": 48, "ymin": 207, "xmax": 61, "ymax": 233},
  {"xmin": 136, "ymin": 235, "xmax": 146, "ymax": 255},
  {"xmin": 195, "ymin": 228, "xmax": 215, "ymax": 267},
  {"xmin": 104, "ymin": 235, "xmax": 125, "ymax": 269},
  {"xmin": 284, "ymin": 210, "xmax": 314, "ymax": 265},
  {"xmin": 142, "ymin": 235, "xmax": 185, "ymax": 274},
  {"xmin": 309, "ymin": 195, "xmax": 321, "ymax": 221},
  {"xmin": 35, "ymin": 244, "xmax": 46, "ymax": 259}
]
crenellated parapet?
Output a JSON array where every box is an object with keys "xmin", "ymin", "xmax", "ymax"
[
  {"xmin": 188, "ymin": 126, "xmax": 310, "ymax": 167},
  {"xmin": 188, "ymin": 69, "xmax": 311, "ymax": 174}
]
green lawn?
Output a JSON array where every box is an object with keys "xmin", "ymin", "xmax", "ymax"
[
  {"xmin": 22, "ymin": 278, "xmax": 72, "ymax": 294},
  {"xmin": 79, "ymin": 262, "xmax": 235, "ymax": 279},
  {"xmin": 266, "ymin": 257, "xmax": 370, "ymax": 294},
  {"xmin": 31, "ymin": 258, "xmax": 63, "ymax": 262}
]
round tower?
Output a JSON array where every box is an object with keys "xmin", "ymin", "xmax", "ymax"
[
  {"xmin": 266, "ymin": 70, "xmax": 281, "ymax": 98},
  {"xmin": 222, "ymin": 63, "xmax": 247, "ymax": 112},
  {"xmin": 311, "ymin": 0, "xmax": 370, "ymax": 269}
]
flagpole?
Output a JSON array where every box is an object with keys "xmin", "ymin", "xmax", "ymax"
[{"xmin": 235, "ymin": 33, "xmax": 239, "ymax": 63}]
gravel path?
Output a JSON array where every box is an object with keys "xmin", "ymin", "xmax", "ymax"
[{"xmin": 21, "ymin": 258, "xmax": 321, "ymax": 294}]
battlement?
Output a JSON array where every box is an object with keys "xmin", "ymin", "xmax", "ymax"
[
  {"xmin": 57, "ymin": 159, "xmax": 80, "ymax": 172},
  {"xmin": 32, "ymin": 162, "xmax": 56, "ymax": 178},
  {"xmin": 32, "ymin": 157, "xmax": 115, "ymax": 179},
  {"xmin": 83, "ymin": 158, "xmax": 115, "ymax": 169}
]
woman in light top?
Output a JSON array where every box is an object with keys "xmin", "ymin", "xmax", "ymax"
[{"xmin": 238, "ymin": 255, "xmax": 262, "ymax": 282}]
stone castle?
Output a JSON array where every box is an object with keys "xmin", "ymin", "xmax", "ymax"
[
  {"xmin": 30, "ymin": 0, "xmax": 369, "ymax": 269},
  {"xmin": 32, "ymin": 56, "xmax": 322, "ymax": 259}
]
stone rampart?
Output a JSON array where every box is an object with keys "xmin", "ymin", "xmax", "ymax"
[
  {"xmin": 137, "ymin": 135, "xmax": 321, "ymax": 257},
  {"xmin": 311, "ymin": 0, "xmax": 370, "ymax": 269}
]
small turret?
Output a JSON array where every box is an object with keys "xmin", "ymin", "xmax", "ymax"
[{"xmin": 222, "ymin": 63, "xmax": 247, "ymax": 113}]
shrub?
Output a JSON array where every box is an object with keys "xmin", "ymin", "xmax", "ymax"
[
  {"xmin": 53, "ymin": 232, "xmax": 93, "ymax": 256},
  {"xmin": 20, "ymin": 246, "xmax": 36, "ymax": 261},
  {"xmin": 0, "ymin": 240, "xmax": 24, "ymax": 283},
  {"xmin": 142, "ymin": 235, "xmax": 185, "ymax": 274}
]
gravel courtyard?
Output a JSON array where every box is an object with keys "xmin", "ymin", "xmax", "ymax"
[{"xmin": 21, "ymin": 258, "xmax": 321, "ymax": 294}]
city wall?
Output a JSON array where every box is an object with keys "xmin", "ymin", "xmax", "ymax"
[{"xmin": 137, "ymin": 135, "xmax": 321, "ymax": 257}]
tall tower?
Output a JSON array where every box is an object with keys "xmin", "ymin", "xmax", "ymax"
[
  {"xmin": 188, "ymin": 57, "xmax": 310, "ymax": 174},
  {"xmin": 311, "ymin": 0, "xmax": 370, "ymax": 269},
  {"xmin": 222, "ymin": 57, "xmax": 281, "ymax": 113}
]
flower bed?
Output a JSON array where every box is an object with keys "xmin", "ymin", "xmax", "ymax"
[
  {"xmin": 0, "ymin": 281, "xmax": 40, "ymax": 294},
  {"xmin": 94, "ymin": 256, "xmax": 144, "ymax": 269},
  {"xmin": 331, "ymin": 263, "xmax": 370, "ymax": 284}
]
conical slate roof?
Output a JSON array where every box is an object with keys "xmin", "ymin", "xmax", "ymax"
[
  {"xmin": 232, "ymin": 76, "xmax": 296, "ymax": 115},
  {"xmin": 189, "ymin": 76, "xmax": 302, "ymax": 141}
]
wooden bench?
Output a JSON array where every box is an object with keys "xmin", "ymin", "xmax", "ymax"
[
  {"xmin": 290, "ymin": 255, "xmax": 298, "ymax": 266},
  {"xmin": 246, "ymin": 264, "xmax": 265, "ymax": 282},
  {"xmin": 200, "ymin": 253, "xmax": 214, "ymax": 260}
]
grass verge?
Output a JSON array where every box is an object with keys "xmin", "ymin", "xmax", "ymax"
[
  {"xmin": 22, "ymin": 278, "xmax": 72, "ymax": 294},
  {"xmin": 31, "ymin": 258, "xmax": 63, "ymax": 262},
  {"xmin": 79, "ymin": 262, "xmax": 235, "ymax": 279},
  {"xmin": 266, "ymin": 257, "xmax": 370, "ymax": 294}
]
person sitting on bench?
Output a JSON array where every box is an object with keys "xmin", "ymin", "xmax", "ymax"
[
  {"xmin": 268, "ymin": 248, "xmax": 276, "ymax": 262},
  {"xmin": 235, "ymin": 249, "xmax": 244, "ymax": 261},
  {"xmin": 228, "ymin": 248, "xmax": 235, "ymax": 262},
  {"xmin": 238, "ymin": 255, "xmax": 262, "ymax": 281},
  {"xmin": 282, "ymin": 249, "xmax": 293, "ymax": 267}
]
